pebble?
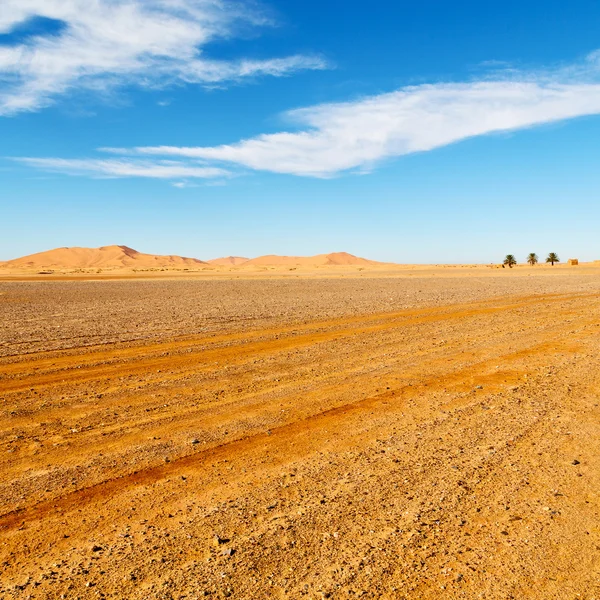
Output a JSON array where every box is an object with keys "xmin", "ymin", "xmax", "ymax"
[{"xmin": 213, "ymin": 535, "xmax": 229, "ymax": 546}]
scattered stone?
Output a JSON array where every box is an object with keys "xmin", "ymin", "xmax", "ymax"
[
  {"xmin": 91, "ymin": 545, "xmax": 103, "ymax": 552},
  {"xmin": 213, "ymin": 535, "xmax": 229, "ymax": 546},
  {"xmin": 221, "ymin": 548, "xmax": 235, "ymax": 557},
  {"xmin": 191, "ymin": 439, "xmax": 200, "ymax": 445},
  {"xmin": 572, "ymin": 459, "xmax": 581, "ymax": 465}
]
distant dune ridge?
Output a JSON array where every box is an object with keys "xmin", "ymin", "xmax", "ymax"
[
  {"xmin": 0, "ymin": 245, "xmax": 207, "ymax": 269},
  {"xmin": 207, "ymin": 256, "xmax": 250, "ymax": 266},
  {"xmin": 0, "ymin": 246, "xmax": 386, "ymax": 270},
  {"xmin": 242, "ymin": 252, "xmax": 384, "ymax": 267}
]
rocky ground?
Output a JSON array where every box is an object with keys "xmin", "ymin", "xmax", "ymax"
[{"xmin": 1, "ymin": 271, "xmax": 599, "ymax": 599}]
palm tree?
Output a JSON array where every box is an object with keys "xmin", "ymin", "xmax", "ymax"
[
  {"xmin": 527, "ymin": 253, "xmax": 538, "ymax": 266},
  {"xmin": 503, "ymin": 254, "xmax": 517, "ymax": 268},
  {"xmin": 546, "ymin": 252, "xmax": 560, "ymax": 266}
]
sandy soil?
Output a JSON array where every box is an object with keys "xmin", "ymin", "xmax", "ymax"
[{"xmin": 1, "ymin": 268, "xmax": 600, "ymax": 599}]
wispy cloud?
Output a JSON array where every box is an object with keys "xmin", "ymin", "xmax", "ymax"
[
  {"xmin": 171, "ymin": 180, "xmax": 201, "ymax": 189},
  {"xmin": 0, "ymin": 0, "xmax": 327, "ymax": 115},
  {"xmin": 128, "ymin": 53, "xmax": 600, "ymax": 177},
  {"xmin": 15, "ymin": 157, "xmax": 229, "ymax": 179},
  {"xmin": 14, "ymin": 51, "xmax": 600, "ymax": 180}
]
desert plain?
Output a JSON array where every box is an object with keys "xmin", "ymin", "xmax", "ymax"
[{"xmin": 1, "ymin": 258, "xmax": 600, "ymax": 599}]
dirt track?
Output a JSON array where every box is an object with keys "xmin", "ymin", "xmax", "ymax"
[{"xmin": 1, "ymin": 272, "xmax": 600, "ymax": 599}]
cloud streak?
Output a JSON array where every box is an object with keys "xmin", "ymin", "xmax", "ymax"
[
  {"xmin": 15, "ymin": 157, "xmax": 229, "ymax": 179},
  {"xmin": 14, "ymin": 51, "xmax": 600, "ymax": 180},
  {"xmin": 133, "ymin": 59, "xmax": 600, "ymax": 177},
  {"xmin": 0, "ymin": 0, "xmax": 327, "ymax": 115}
]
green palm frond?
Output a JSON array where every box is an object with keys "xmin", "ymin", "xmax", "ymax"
[{"xmin": 503, "ymin": 254, "xmax": 517, "ymax": 268}]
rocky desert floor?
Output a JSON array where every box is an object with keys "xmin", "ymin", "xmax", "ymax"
[{"xmin": 1, "ymin": 268, "xmax": 600, "ymax": 599}]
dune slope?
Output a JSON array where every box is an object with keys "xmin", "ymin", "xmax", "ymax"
[
  {"xmin": 1, "ymin": 245, "xmax": 206, "ymax": 269},
  {"xmin": 207, "ymin": 256, "xmax": 250, "ymax": 266},
  {"xmin": 243, "ymin": 251, "xmax": 383, "ymax": 267}
]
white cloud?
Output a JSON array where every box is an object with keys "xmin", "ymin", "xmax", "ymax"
[
  {"xmin": 15, "ymin": 157, "xmax": 228, "ymax": 179},
  {"xmin": 0, "ymin": 0, "xmax": 327, "ymax": 115},
  {"xmin": 15, "ymin": 51, "xmax": 600, "ymax": 181},
  {"xmin": 171, "ymin": 180, "xmax": 200, "ymax": 188},
  {"xmin": 132, "ymin": 65, "xmax": 600, "ymax": 177}
]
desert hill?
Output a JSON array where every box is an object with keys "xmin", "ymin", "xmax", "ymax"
[
  {"xmin": 0, "ymin": 245, "xmax": 207, "ymax": 270},
  {"xmin": 0, "ymin": 247, "xmax": 388, "ymax": 271},
  {"xmin": 242, "ymin": 252, "xmax": 383, "ymax": 267},
  {"xmin": 207, "ymin": 256, "xmax": 250, "ymax": 266}
]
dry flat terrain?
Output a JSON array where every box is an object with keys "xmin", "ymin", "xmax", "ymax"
[{"xmin": 1, "ymin": 269, "xmax": 600, "ymax": 599}]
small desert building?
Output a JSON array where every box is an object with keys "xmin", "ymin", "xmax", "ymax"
[{"xmin": 568, "ymin": 258, "xmax": 579, "ymax": 266}]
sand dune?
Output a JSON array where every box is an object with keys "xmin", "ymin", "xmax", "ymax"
[
  {"xmin": 207, "ymin": 256, "xmax": 250, "ymax": 266},
  {"xmin": 243, "ymin": 251, "xmax": 383, "ymax": 267},
  {"xmin": 0, "ymin": 247, "xmax": 388, "ymax": 271},
  {"xmin": 0, "ymin": 245, "xmax": 206, "ymax": 270}
]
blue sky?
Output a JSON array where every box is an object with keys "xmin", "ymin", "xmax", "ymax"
[{"xmin": 1, "ymin": 0, "xmax": 600, "ymax": 263}]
